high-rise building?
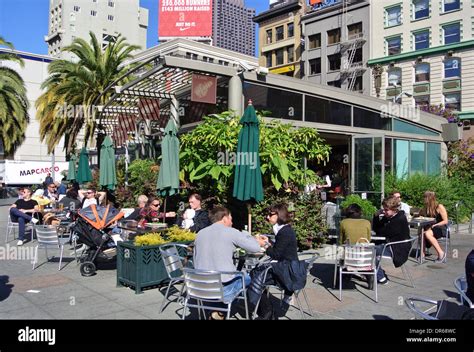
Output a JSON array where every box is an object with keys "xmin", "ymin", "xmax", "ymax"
[
  {"xmin": 212, "ymin": 0, "xmax": 255, "ymax": 56},
  {"xmin": 45, "ymin": 0, "xmax": 148, "ymax": 60}
]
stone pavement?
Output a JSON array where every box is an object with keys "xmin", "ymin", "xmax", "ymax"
[{"xmin": 0, "ymin": 203, "xmax": 472, "ymax": 320}]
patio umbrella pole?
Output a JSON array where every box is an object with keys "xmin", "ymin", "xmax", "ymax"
[
  {"xmin": 162, "ymin": 197, "xmax": 167, "ymax": 224},
  {"xmin": 247, "ymin": 203, "xmax": 252, "ymax": 235}
]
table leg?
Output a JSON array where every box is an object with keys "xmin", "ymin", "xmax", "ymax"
[{"xmin": 419, "ymin": 227, "xmax": 425, "ymax": 264}]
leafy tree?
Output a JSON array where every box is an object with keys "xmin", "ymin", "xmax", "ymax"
[{"xmin": 0, "ymin": 37, "xmax": 29, "ymax": 156}]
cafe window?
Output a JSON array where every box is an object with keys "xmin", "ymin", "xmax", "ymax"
[
  {"xmin": 266, "ymin": 29, "xmax": 272, "ymax": 44},
  {"xmin": 385, "ymin": 5, "xmax": 402, "ymax": 27},
  {"xmin": 328, "ymin": 53, "xmax": 341, "ymax": 71},
  {"xmin": 276, "ymin": 26, "xmax": 284, "ymax": 41},
  {"xmin": 412, "ymin": 0, "xmax": 429, "ymax": 20},
  {"xmin": 386, "ymin": 35, "xmax": 402, "ymax": 55},
  {"xmin": 276, "ymin": 48, "xmax": 284, "ymax": 65},
  {"xmin": 287, "ymin": 23, "xmax": 294, "ymax": 38},
  {"xmin": 308, "ymin": 33, "xmax": 321, "ymax": 49},
  {"xmin": 305, "ymin": 95, "xmax": 351, "ymax": 125},
  {"xmin": 348, "ymin": 22, "xmax": 363, "ymax": 40},
  {"xmin": 413, "ymin": 29, "xmax": 429, "ymax": 50},
  {"xmin": 444, "ymin": 92, "xmax": 461, "ymax": 111},
  {"xmin": 387, "ymin": 67, "xmax": 402, "ymax": 86},
  {"xmin": 327, "ymin": 28, "xmax": 341, "ymax": 45},
  {"xmin": 415, "ymin": 63, "xmax": 430, "ymax": 82},
  {"xmin": 444, "ymin": 58, "xmax": 461, "ymax": 78},
  {"xmin": 353, "ymin": 107, "xmax": 391, "ymax": 130},
  {"xmin": 443, "ymin": 22, "xmax": 460, "ymax": 44},
  {"xmin": 309, "ymin": 58, "xmax": 321, "ymax": 75}
]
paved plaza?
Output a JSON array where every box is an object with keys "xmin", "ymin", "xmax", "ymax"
[{"xmin": 0, "ymin": 200, "xmax": 472, "ymax": 320}]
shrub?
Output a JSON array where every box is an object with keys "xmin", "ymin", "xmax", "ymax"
[
  {"xmin": 133, "ymin": 232, "xmax": 167, "ymax": 246},
  {"xmin": 340, "ymin": 194, "xmax": 378, "ymax": 219},
  {"xmin": 166, "ymin": 226, "xmax": 196, "ymax": 242}
]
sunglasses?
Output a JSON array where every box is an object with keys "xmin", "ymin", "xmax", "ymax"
[
  {"xmin": 151, "ymin": 203, "xmax": 160, "ymax": 206},
  {"xmin": 266, "ymin": 212, "xmax": 277, "ymax": 217}
]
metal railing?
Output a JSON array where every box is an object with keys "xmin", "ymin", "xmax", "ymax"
[{"xmin": 454, "ymin": 200, "xmax": 473, "ymax": 234}]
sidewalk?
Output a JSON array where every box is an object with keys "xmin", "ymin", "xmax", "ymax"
[{"xmin": 0, "ymin": 204, "xmax": 472, "ymax": 320}]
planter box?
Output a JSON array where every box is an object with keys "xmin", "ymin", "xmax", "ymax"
[{"xmin": 116, "ymin": 241, "xmax": 189, "ymax": 294}]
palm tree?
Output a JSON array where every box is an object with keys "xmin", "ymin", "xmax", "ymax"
[
  {"xmin": 36, "ymin": 32, "xmax": 140, "ymax": 154},
  {"xmin": 0, "ymin": 37, "xmax": 29, "ymax": 157}
]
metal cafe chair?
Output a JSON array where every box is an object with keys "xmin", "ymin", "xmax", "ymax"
[
  {"xmin": 454, "ymin": 276, "xmax": 473, "ymax": 308},
  {"xmin": 32, "ymin": 224, "xmax": 71, "ymax": 271},
  {"xmin": 182, "ymin": 268, "xmax": 249, "ymax": 320}
]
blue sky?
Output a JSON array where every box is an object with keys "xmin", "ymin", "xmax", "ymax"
[{"xmin": 0, "ymin": 0, "xmax": 268, "ymax": 56}]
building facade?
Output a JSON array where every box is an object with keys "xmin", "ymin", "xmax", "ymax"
[
  {"xmin": 367, "ymin": 0, "xmax": 474, "ymax": 138},
  {"xmin": 212, "ymin": 0, "xmax": 256, "ymax": 56},
  {"xmin": 253, "ymin": 0, "xmax": 308, "ymax": 78},
  {"xmin": 45, "ymin": 0, "xmax": 148, "ymax": 60},
  {"xmin": 301, "ymin": 0, "xmax": 370, "ymax": 93}
]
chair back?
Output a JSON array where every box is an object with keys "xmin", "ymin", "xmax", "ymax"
[
  {"xmin": 305, "ymin": 254, "xmax": 319, "ymax": 276},
  {"xmin": 454, "ymin": 276, "xmax": 474, "ymax": 308},
  {"xmin": 159, "ymin": 244, "xmax": 185, "ymax": 280},
  {"xmin": 183, "ymin": 268, "xmax": 224, "ymax": 301},
  {"xmin": 343, "ymin": 244, "xmax": 376, "ymax": 272},
  {"xmin": 405, "ymin": 297, "xmax": 439, "ymax": 320},
  {"xmin": 34, "ymin": 225, "xmax": 59, "ymax": 246}
]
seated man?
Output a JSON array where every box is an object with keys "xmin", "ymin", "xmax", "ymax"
[
  {"xmin": 59, "ymin": 189, "xmax": 82, "ymax": 210},
  {"xmin": 78, "ymin": 188, "xmax": 106, "ymax": 209},
  {"xmin": 9, "ymin": 188, "xmax": 39, "ymax": 246},
  {"xmin": 390, "ymin": 191, "xmax": 411, "ymax": 220},
  {"xmin": 193, "ymin": 206, "xmax": 266, "ymax": 319},
  {"xmin": 466, "ymin": 249, "xmax": 474, "ymax": 304},
  {"xmin": 176, "ymin": 193, "xmax": 211, "ymax": 233}
]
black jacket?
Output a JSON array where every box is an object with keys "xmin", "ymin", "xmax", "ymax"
[
  {"xmin": 176, "ymin": 209, "xmax": 211, "ymax": 233},
  {"xmin": 372, "ymin": 210, "xmax": 411, "ymax": 267},
  {"xmin": 266, "ymin": 225, "xmax": 298, "ymax": 261}
]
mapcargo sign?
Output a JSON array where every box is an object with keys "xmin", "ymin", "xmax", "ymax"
[
  {"xmin": 4, "ymin": 161, "xmax": 69, "ymax": 185},
  {"xmin": 158, "ymin": 0, "xmax": 213, "ymax": 37}
]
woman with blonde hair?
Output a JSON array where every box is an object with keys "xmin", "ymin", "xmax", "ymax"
[{"xmin": 421, "ymin": 191, "xmax": 448, "ymax": 263}]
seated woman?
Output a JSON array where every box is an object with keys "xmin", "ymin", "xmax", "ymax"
[
  {"xmin": 339, "ymin": 203, "xmax": 371, "ymax": 245},
  {"xmin": 421, "ymin": 191, "xmax": 448, "ymax": 263},
  {"xmin": 372, "ymin": 196, "xmax": 411, "ymax": 285},
  {"xmin": 466, "ymin": 250, "xmax": 474, "ymax": 303},
  {"xmin": 31, "ymin": 189, "xmax": 51, "ymax": 207},
  {"xmin": 137, "ymin": 197, "xmax": 176, "ymax": 227}
]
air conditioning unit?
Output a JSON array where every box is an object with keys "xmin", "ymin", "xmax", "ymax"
[{"xmin": 441, "ymin": 123, "xmax": 461, "ymax": 142}]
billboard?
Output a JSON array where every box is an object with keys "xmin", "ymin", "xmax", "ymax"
[
  {"xmin": 4, "ymin": 160, "xmax": 69, "ymax": 185},
  {"xmin": 158, "ymin": 0, "xmax": 213, "ymax": 37}
]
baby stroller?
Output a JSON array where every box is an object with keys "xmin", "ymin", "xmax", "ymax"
[{"xmin": 72, "ymin": 204, "xmax": 124, "ymax": 276}]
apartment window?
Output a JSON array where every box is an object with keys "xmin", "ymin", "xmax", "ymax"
[
  {"xmin": 276, "ymin": 48, "xmax": 284, "ymax": 65},
  {"xmin": 443, "ymin": 0, "xmax": 460, "ymax": 12},
  {"xmin": 327, "ymin": 28, "xmax": 341, "ymax": 45},
  {"xmin": 444, "ymin": 92, "xmax": 461, "ymax": 111},
  {"xmin": 308, "ymin": 33, "xmax": 321, "ymax": 49},
  {"xmin": 276, "ymin": 26, "xmax": 284, "ymax": 41},
  {"xmin": 108, "ymin": 1, "xmax": 115, "ymax": 7},
  {"xmin": 328, "ymin": 53, "xmax": 341, "ymax": 71},
  {"xmin": 266, "ymin": 29, "xmax": 272, "ymax": 44},
  {"xmin": 287, "ymin": 23, "xmax": 294, "ymax": 38},
  {"xmin": 348, "ymin": 22, "xmax": 363, "ymax": 40},
  {"xmin": 108, "ymin": 15, "xmax": 114, "ymax": 21},
  {"xmin": 91, "ymin": 10, "xmax": 97, "ymax": 16},
  {"xmin": 413, "ymin": 30, "xmax": 429, "ymax": 50},
  {"xmin": 349, "ymin": 48, "xmax": 363, "ymax": 63},
  {"xmin": 386, "ymin": 36, "xmax": 402, "ymax": 55},
  {"xmin": 352, "ymin": 76, "xmax": 363, "ymax": 91},
  {"xmin": 73, "ymin": 5, "xmax": 80, "ymax": 12},
  {"xmin": 327, "ymin": 80, "xmax": 341, "ymax": 88},
  {"xmin": 388, "ymin": 67, "xmax": 402, "ymax": 86},
  {"xmin": 443, "ymin": 23, "xmax": 460, "ymax": 44},
  {"xmin": 386, "ymin": 5, "xmax": 402, "ymax": 27},
  {"xmin": 287, "ymin": 46, "xmax": 294, "ymax": 63},
  {"xmin": 415, "ymin": 63, "xmax": 430, "ymax": 82},
  {"xmin": 413, "ymin": 0, "xmax": 429, "ymax": 20},
  {"xmin": 265, "ymin": 52, "xmax": 272, "ymax": 68},
  {"xmin": 203, "ymin": 56, "xmax": 214, "ymax": 63},
  {"xmin": 444, "ymin": 58, "xmax": 461, "ymax": 78},
  {"xmin": 414, "ymin": 95, "xmax": 430, "ymax": 108},
  {"xmin": 309, "ymin": 58, "xmax": 321, "ymax": 75}
]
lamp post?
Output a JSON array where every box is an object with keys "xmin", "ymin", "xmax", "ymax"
[{"xmin": 393, "ymin": 91, "xmax": 413, "ymax": 104}]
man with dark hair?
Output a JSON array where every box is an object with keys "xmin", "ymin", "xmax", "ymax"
[
  {"xmin": 193, "ymin": 206, "xmax": 266, "ymax": 319},
  {"xmin": 176, "ymin": 193, "xmax": 211, "ymax": 232},
  {"xmin": 390, "ymin": 190, "xmax": 411, "ymax": 219},
  {"xmin": 59, "ymin": 189, "xmax": 81, "ymax": 210},
  {"xmin": 78, "ymin": 188, "xmax": 106, "ymax": 209},
  {"xmin": 466, "ymin": 250, "xmax": 474, "ymax": 303},
  {"xmin": 9, "ymin": 188, "xmax": 39, "ymax": 246}
]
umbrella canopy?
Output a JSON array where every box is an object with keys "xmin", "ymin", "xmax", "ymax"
[
  {"xmin": 76, "ymin": 147, "xmax": 93, "ymax": 184},
  {"xmin": 99, "ymin": 136, "xmax": 117, "ymax": 190},
  {"xmin": 67, "ymin": 154, "xmax": 77, "ymax": 181},
  {"xmin": 233, "ymin": 103, "xmax": 264, "ymax": 231},
  {"xmin": 157, "ymin": 119, "xmax": 180, "ymax": 196}
]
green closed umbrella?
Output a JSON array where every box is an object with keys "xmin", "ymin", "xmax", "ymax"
[
  {"xmin": 76, "ymin": 147, "xmax": 92, "ymax": 184},
  {"xmin": 157, "ymin": 119, "xmax": 180, "ymax": 221},
  {"xmin": 99, "ymin": 136, "xmax": 117, "ymax": 190},
  {"xmin": 67, "ymin": 154, "xmax": 77, "ymax": 181},
  {"xmin": 232, "ymin": 102, "xmax": 263, "ymax": 233}
]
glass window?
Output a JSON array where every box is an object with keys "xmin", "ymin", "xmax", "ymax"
[
  {"xmin": 394, "ymin": 139, "xmax": 409, "ymax": 179},
  {"xmin": 386, "ymin": 5, "xmax": 402, "ymax": 27},
  {"xmin": 327, "ymin": 28, "xmax": 341, "ymax": 45},
  {"xmin": 410, "ymin": 141, "xmax": 425, "ymax": 174},
  {"xmin": 305, "ymin": 96, "xmax": 351, "ymax": 125},
  {"xmin": 444, "ymin": 92, "xmax": 461, "ymax": 111},
  {"xmin": 414, "ymin": 95, "xmax": 430, "ymax": 108},
  {"xmin": 348, "ymin": 22, "xmax": 363, "ymax": 40},
  {"xmin": 387, "ymin": 36, "xmax": 402, "ymax": 55},
  {"xmin": 444, "ymin": 58, "xmax": 461, "ymax": 78},
  {"xmin": 353, "ymin": 107, "xmax": 391, "ymax": 130},
  {"xmin": 265, "ymin": 52, "xmax": 272, "ymax": 68},
  {"xmin": 308, "ymin": 34, "xmax": 321, "ymax": 49},
  {"xmin": 414, "ymin": 30, "xmax": 429, "ymax": 50},
  {"xmin": 309, "ymin": 58, "xmax": 321, "ymax": 75},
  {"xmin": 276, "ymin": 48, "xmax": 284, "ymax": 65},
  {"xmin": 413, "ymin": 0, "xmax": 429, "ymax": 19},
  {"xmin": 287, "ymin": 46, "xmax": 294, "ymax": 63},
  {"xmin": 393, "ymin": 119, "xmax": 438, "ymax": 136},
  {"xmin": 415, "ymin": 63, "xmax": 430, "ymax": 82},
  {"xmin": 266, "ymin": 29, "xmax": 272, "ymax": 44},
  {"xmin": 276, "ymin": 26, "xmax": 284, "ymax": 41},
  {"xmin": 427, "ymin": 143, "xmax": 441, "ymax": 175},
  {"xmin": 387, "ymin": 68, "xmax": 402, "ymax": 86},
  {"xmin": 349, "ymin": 48, "xmax": 363, "ymax": 63},
  {"xmin": 443, "ymin": 0, "xmax": 460, "ymax": 12},
  {"xmin": 328, "ymin": 53, "xmax": 341, "ymax": 71},
  {"xmin": 443, "ymin": 23, "xmax": 460, "ymax": 44},
  {"xmin": 243, "ymin": 83, "xmax": 302, "ymax": 121},
  {"xmin": 327, "ymin": 80, "xmax": 341, "ymax": 88},
  {"xmin": 352, "ymin": 76, "xmax": 363, "ymax": 92},
  {"xmin": 287, "ymin": 23, "xmax": 294, "ymax": 38}
]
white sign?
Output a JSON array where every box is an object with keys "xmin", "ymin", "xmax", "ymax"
[{"xmin": 4, "ymin": 160, "xmax": 69, "ymax": 185}]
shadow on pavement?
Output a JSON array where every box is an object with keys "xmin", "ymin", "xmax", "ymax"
[{"xmin": 0, "ymin": 275, "xmax": 13, "ymax": 301}]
